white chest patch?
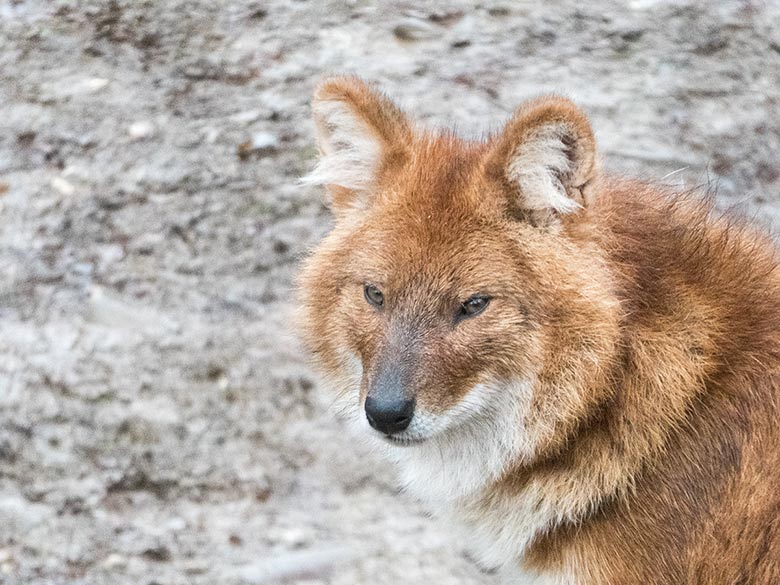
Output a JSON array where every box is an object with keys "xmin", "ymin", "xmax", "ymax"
[
  {"xmin": 386, "ymin": 382, "xmax": 576, "ymax": 579},
  {"xmin": 328, "ymin": 364, "xmax": 580, "ymax": 583}
]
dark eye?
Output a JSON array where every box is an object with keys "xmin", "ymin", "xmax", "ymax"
[
  {"xmin": 364, "ymin": 284, "xmax": 384, "ymax": 308},
  {"xmin": 458, "ymin": 295, "xmax": 490, "ymax": 320}
]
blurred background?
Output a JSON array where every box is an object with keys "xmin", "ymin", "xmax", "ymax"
[{"xmin": 1, "ymin": 1, "xmax": 779, "ymax": 583}]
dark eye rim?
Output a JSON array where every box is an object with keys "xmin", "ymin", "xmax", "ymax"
[
  {"xmin": 363, "ymin": 283, "xmax": 384, "ymax": 308},
  {"xmin": 457, "ymin": 295, "xmax": 491, "ymax": 321}
]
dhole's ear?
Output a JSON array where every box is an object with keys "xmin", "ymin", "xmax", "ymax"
[
  {"xmin": 485, "ymin": 96, "xmax": 597, "ymax": 215},
  {"xmin": 303, "ymin": 77, "xmax": 412, "ymax": 213}
]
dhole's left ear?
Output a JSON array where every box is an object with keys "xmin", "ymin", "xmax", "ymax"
[
  {"xmin": 485, "ymin": 96, "xmax": 597, "ymax": 215},
  {"xmin": 303, "ymin": 76, "xmax": 413, "ymax": 214}
]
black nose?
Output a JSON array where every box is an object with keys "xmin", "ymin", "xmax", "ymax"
[{"xmin": 365, "ymin": 395, "xmax": 415, "ymax": 435}]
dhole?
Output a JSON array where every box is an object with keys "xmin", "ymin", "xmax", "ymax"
[{"xmin": 297, "ymin": 77, "xmax": 780, "ymax": 584}]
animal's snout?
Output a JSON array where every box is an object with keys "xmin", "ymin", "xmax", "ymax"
[{"xmin": 365, "ymin": 395, "xmax": 415, "ymax": 435}]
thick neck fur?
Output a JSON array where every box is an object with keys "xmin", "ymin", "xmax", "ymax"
[{"xmin": 397, "ymin": 177, "xmax": 780, "ymax": 581}]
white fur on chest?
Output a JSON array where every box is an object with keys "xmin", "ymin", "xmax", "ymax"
[
  {"xmin": 387, "ymin": 385, "xmax": 577, "ymax": 583},
  {"xmin": 330, "ymin": 366, "xmax": 579, "ymax": 583},
  {"xmin": 397, "ymin": 446, "xmax": 574, "ymax": 581}
]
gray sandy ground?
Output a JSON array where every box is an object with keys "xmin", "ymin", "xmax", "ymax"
[{"xmin": 1, "ymin": 1, "xmax": 779, "ymax": 583}]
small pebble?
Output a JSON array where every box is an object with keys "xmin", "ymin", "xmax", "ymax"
[
  {"xmin": 252, "ymin": 132, "xmax": 279, "ymax": 152},
  {"xmin": 183, "ymin": 560, "xmax": 209, "ymax": 575},
  {"xmin": 102, "ymin": 553, "xmax": 128, "ymax": 570},
  {"xmin": 237, "ymin": 132, "xmax": 279, "ymax": 159},
  {"xmin": 393, "ymin": 17, "xmax": 441, "ymax": 41},
  {"xmin": 128, "ymin": 121, "xmax": 156, "ymax": 140},
  {"xmin": 51, "ymin": 177, "xmax": 75, "ymax": 196},
  {"xmin": 86, "ymin": 78, "xmax": 109, "ymax": 92}
]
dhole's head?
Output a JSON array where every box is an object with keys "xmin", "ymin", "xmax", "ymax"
[{"xmin": 298, "ymin": 77, "xmax": 620, "ymax": 466}]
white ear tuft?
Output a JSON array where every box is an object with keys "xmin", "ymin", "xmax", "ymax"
[
  {"xmin": 487, "ymin": 96, "xmax": 597, "ymax": 216},
  {"xmin": 301, "ymin": 77, "xmax": 412, "ymax": 215},
  {"xmin": 302, "ymin": 98, "xmax": 383, "ymax": 193},
  {"xmin": 506, "ymin": 123, "xmax": 582, "ymax": 214}
]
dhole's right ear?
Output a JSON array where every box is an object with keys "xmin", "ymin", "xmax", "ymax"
[{"xmin": 302, "ymin": 77, "xmax": 412, "ymax": 215}]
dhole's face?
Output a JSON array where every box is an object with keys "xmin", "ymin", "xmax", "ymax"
[
  {"xmin": 299, "ymin": 77, "xmax": 619, "ymax": 458},
  {"xmin": 312, "ymin": 181, "xmax": 545, "ymax": 446}
]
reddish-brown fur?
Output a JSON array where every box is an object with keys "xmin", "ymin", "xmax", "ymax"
[{"xmin": 297, "ymin": 77, "xmax": 780, "ymax": 584}]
